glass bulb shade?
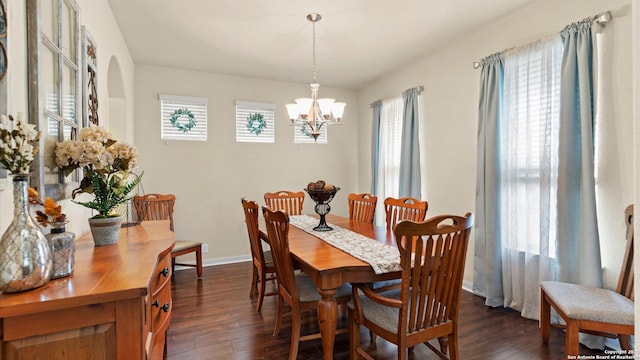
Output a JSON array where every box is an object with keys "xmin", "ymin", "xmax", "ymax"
[
  {"xmin": 317, "ymin": 98, "xmax": 336, "ymax": 118},
  {"xmin": 295, "ymin": 98, "xmax": 313, "ymax": 117},
  {"xmin": 331, "ymin": 102, "xmax": 347, "ymax": 119},
  {"xmin": 285, "ymin": 104, "xmax": 299, "ymax": 120}
]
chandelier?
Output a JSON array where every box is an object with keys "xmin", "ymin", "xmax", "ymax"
[{"xmin": 286, "ymin": 13, "xmax": 346, "ymax": 141}]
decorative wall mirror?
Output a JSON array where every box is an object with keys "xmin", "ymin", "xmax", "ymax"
[{"xmin": 27, "ymin": 0, "xmax": 82, "ymax": 200}]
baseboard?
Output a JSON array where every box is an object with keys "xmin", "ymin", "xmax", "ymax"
[
  {"xmin": 173, "ymin": 254, "xmax": 251, "ymax": 271},
  {"xmin": 462, "ymin": 280, "xmax": 473, "ymax": 293}
]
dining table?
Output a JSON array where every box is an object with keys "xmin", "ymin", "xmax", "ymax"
[{"xmin": 264, "ymin": 213, "xmax": 402, "ymax": 360}]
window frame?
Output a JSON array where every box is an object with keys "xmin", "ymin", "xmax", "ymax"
[
  {"xmin": 27, "ymin": 0, "xmax": 82, "ymax": 201},
  {"xmin": 235, "ymin": 100, "xmax": 275, "ymax": 143},
  {"xmin": 159, "ymin": 94, "xmax": 208, "ymax": 141}
]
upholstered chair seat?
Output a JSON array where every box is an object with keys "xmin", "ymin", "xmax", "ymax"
[{"xmin": 540, "ymin": 281, "xmax": 634, "ymax": 325}]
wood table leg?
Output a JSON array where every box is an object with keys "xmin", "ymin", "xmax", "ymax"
[{"xmin": 317, "ymin": 288, "xmax": 338, "ymax": 360}]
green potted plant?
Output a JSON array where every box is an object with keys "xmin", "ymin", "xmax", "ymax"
[{"xmin": 55, "ymin": 125, "xmax": 142, "ymax": 246}]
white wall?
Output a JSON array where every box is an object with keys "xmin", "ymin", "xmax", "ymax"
[
  {"xmin": 134, "ymin": 66, "xmax": 358, "ymax": 263},
  {"xmin": 357, "ymin": 0, "xmax": 633, "ymax": 290},
  {"xmin": 0, "ymin": 0, "xmax": 135, "ymax": 238}
]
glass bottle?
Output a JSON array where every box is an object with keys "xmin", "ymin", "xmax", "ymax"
[
  {"xmin": 46, "ymin": 221, "xmax": 75, "ymax": 279},
  {"xmin": 0, "ymin": 174, "xmax": 53, "ymax": 292}
]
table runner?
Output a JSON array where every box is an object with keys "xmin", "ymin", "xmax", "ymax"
[{"xmin": 289, "ymin": 215, "xmax": 401, "ymax": 274}]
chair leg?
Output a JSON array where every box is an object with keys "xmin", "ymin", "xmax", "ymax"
[
  {"xmin": 398, "ymin": 338, "xmax": 407, "ymax": 360},
  {"xmin": 348, "ymin": 308, "xmax": 360, "ymax": 360},
  {"xmin": 619, "ymin": 334, "xmax": 632, "ymax": 350},
  {"xmin": 448, "ymin": 328, "xmax": 459, "ymax": 360},
  {"xmin": 273, "ymin": 294, "xmax": 283, "ymax": 336},
  {"xmin": 195, "ymin": 247, "xmax": 203, "ymax": 278},
  {"xmin": 540, "ymin": 291, "xmax": 551, "ymax": 344},
  {"xmin": 289, "ymin": 310, "xmax": 301, "ymax": 360},
  {"xmin": 256, "ymin": 269, "xmax": 266, "ymax": 312},
  {"xmin": 438, "ymin": 336, "xmax": 449, "ymax": 354},
  {"xmin": 171, "ymin": 257, "xmax": 176, "ymax": 277},
  {"xmin": 250, "ymin": 265, "xmax": 258, "ymax": 298},
  {"xmin": 565, "ymin": 320, "xmax": 580, "ymax": 357}
]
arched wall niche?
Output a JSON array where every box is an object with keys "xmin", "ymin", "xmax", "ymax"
[{"xmin": 107, "ymin": 56, "xmax": 127, "ymax": 141}]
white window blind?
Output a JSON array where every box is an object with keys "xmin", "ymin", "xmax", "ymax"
[
  {"xmin": 235, "ymin": 101, "xmax": 275, "ymax": 143},
  {"xmin": 501, "ymin": 35, "xmax": 563, "ymax": 257},
  {"xmin": 293, "ymin": 122, "xmax": 327, "ymax": 144},
  {"xmin": 160, "ymin": 94, "xmax": 208, "ymax": 141}
]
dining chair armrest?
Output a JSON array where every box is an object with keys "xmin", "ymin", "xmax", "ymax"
[{"xmin": 354, "ymin": 283, "xmax": 402, "ymax": 308}]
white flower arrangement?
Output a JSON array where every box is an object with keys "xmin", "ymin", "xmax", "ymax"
[
  {"xmin": 0, "ymin": 113, "xmax": 40, "ymax": 174},
  {"xmin": 55, "ymin": 125, "xmax": 142, "ymax": 218}
]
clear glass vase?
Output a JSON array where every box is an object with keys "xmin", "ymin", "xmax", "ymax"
[
  {"xmin": 0, "ymin": 174, "xmax": 53, "ymax": 292},
  {"xmin": 46, "ymin": 221, "xmax": 75, "ymax": 279}
]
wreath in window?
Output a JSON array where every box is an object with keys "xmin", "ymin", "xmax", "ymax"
[
  {"xmin": 246, "ymin": 113, "xmax": 267, "ymax": 135},
  {"xmin": 170, "ymin": 108, "xmax": 197, "ymax": 133},
  {"xmin": 300, "ymin": 123, "xmax": 316, "ymax": 139}
]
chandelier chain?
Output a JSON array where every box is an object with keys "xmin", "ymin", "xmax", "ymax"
[
  {"xmin": 312, "ymin": 20, "xmax": 317, "ymax": 84},
  {"xmin": 313, "ymin": 22, "xmax": 318, "ymax": 83}
]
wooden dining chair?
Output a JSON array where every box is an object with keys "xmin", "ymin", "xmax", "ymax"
[
  {"xmin": 133, "ymin": 193, "xmax": 203, "ymax": 278},
  {"xmin": 241, "ymin": 198, "xmax": 277, "ymax": 312},
  {"xmin": 348, "ymin": 193, "xmax": 378, "ymax": 224},
  {"xmin": 540, "ymin": 205, "xmax": 634, "ymax": 357},
  {"xmin": 262, "ymin": 206, "xmax": 352, "ymax": 360},
  {"xmin": 264, "ymin": 191, "xmax": 305, "ymax": 215},
  {"xmin": 349, "ymin": 213, "xmax": 474, "ymax": 360},
  {"xmin": 383, "ymin": 196, "xmax": 428, "ymax": 231}
]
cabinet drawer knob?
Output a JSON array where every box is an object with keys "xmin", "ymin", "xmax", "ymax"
[
  {"xmin": 152, "ymin": 300, "xmax": 159, "ymax": 307},
  {"xmin": 160, "ymin": 267, "xmax": 169, "ymax": 277},
  {"xmin": 161, "ymin": 303, "xmax": 170, "ymax": 312}
]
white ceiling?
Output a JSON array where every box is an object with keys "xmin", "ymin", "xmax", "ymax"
[{"xmin": 106, "ymin": 0, "xmax": 538, "ymax": 90}]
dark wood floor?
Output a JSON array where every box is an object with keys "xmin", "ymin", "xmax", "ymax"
[{"xmin": 167, "ymin": 262, "xmax": 608, "ymax": 360}]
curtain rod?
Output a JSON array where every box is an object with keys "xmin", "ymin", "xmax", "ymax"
[
  {"xmin": 369, "ymin": 85, "xmax": 424, "ymax": 107},
  {"xmin": 472, "ymin": 10, "xmax": 612, "ymax": 69}
]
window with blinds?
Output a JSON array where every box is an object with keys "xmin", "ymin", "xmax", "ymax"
[
  {"xmin": 160, "ymin": 94, "xmax": 207, "ymax": 141},
  {"xmin": 500, "ymin": 35, "xmax": 563, "ymax": 257},
  {"xmin": 373, "ymin": 95, "xmax": 403, "ymax": 225},
  {"xmin": 235, "ymin": 101, "xmax": 275, "ymax": 143},
  {"xmin": 293, "ymin": 122, "xmax": 327, "ymax": 144}
]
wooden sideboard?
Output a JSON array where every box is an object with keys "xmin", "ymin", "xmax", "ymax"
[{"xmin": 0, "ymin": 220, "xmax": 175, "ymax": 360}]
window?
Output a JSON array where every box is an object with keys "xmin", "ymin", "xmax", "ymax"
[
  {"xmin": 373, "ymin": 95, "xmax": 403, "ymax": 225},
  {"xmin": 500, "ymin": 36, "xmax": 563, "ymax": 257},
  {"xmin": 235, "ymin": 101, "xmax": 275, "ymax": 143},
  {"xmin": 27, "ymin": 0, "xmax": 81, "ymax": 200},
  {"xmin": 160, "ymin": 94, "xmax": 207, "ymax": 141},
  {"xmin": 294, "ymin": 122, "xmax": 327, "ymax": 144}
]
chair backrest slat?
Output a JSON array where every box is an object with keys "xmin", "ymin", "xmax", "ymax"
[
  {"xmin": 133, "ymin": 193, "xmax": 176, "ymax": 231},
  {"xmin": 384, "ymin": 197, "xmax": 428, "ymax": 231},
  {"xmin": 348, "ymin": 193, "xmax": 378, "ymax": 224},
  {"xmin": 394, "ymin": 213, "xmax": 473, "ymax": 333},
  {"xmin": 264, "ymin": 191, "xmax": 305, "ymax": 215},
  {"xmin": 617, "ymin": 205, "xmax": 634, "ymax": 300}
]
